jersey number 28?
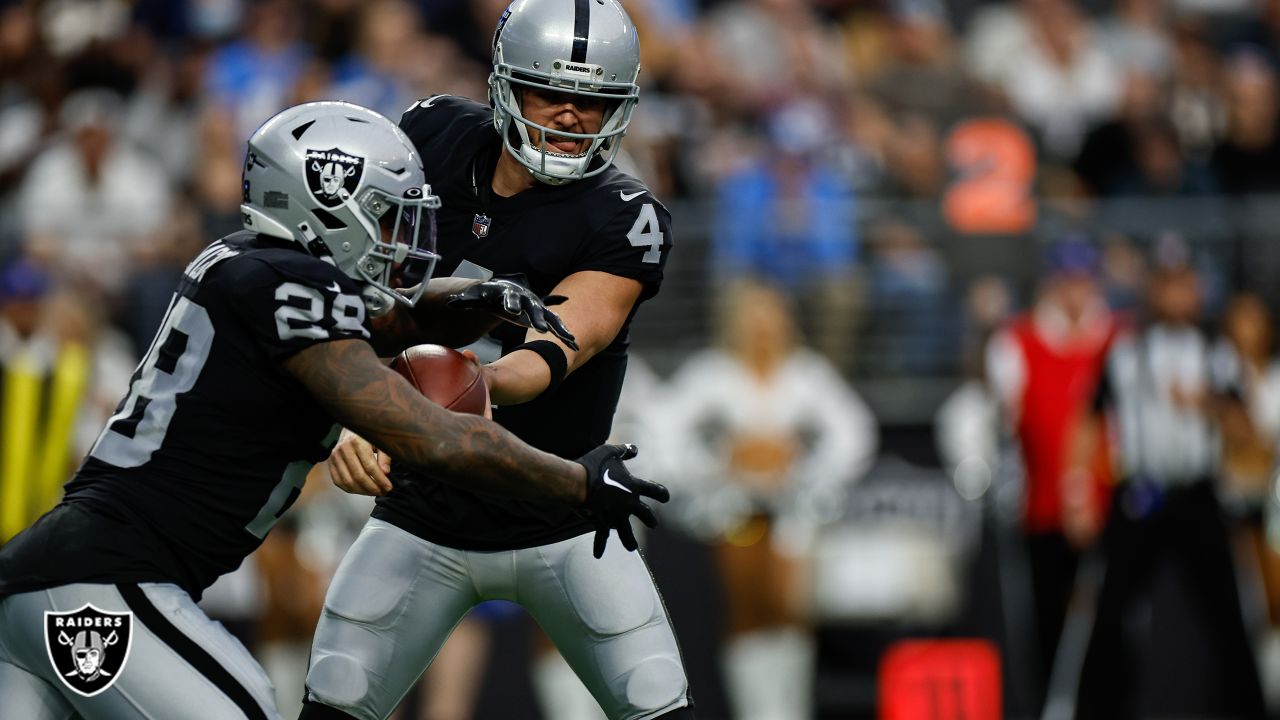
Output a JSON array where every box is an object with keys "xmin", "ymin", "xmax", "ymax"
[{"xmin": 90, "ymin": 296, "xmax": 214, "ymax": 469}]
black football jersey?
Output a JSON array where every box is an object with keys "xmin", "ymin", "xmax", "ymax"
[
  {"xmin": 0, "ymin": 232, "xmax": 370, "ymax": 600},
  {"xmin": 371, "ymin": 95, "xmax": 673, "ymax": 550}
]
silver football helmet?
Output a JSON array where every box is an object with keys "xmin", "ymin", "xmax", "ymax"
[
  {"xmin": 489, "ymin": 0, "xmax": 641, "ymax": 184},
  {"xmin": 240, "ymin": 101, "xmax": 441, "ymax": 315}
]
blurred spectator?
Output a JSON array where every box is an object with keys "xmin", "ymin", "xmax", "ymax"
[
  {"xmin": 1070, "ymin": 242, "xmax": 1265, "ymax": 718},
  {"xmin": 1094, "ymin": 0, "xmax": 1174, "ymax": 78},
  {"xmin": 1117, "ymin": 117, "xmax": 1217, "ymax": 195},
  {"xmin": 866, "ymin": 0, "xmax": 986, "ymax": 126},
  {"xmin": 327, "ymin": 0, "xmax": 425, "ymax": 120},
  {"xmin": 935, "ymin": 275, "xmax": 1014, "ymax": 478},
  {"xmin": 865, "ymin": 217, "xmax": 950, "ymax": 373},
  {"xmin": 1168, "ymin": 22, "xmax": 1226, "ymax": 160},
  {"xmin": 878, "ymin": 112, "xmax": 946, "ymax": 200},
  {"xmin": 713, "ymin": 102, "xmax": 857, "ymax": 290},
  {"xmin": 203, "ymin": 0, "xmax": 309, "ymax": 141},
  {"xmin": 1211, "ymin": 295, "xmax": 1280, "ymax": 551},
  {"xmin": 1209, "ymin": 293, "xmax": 1280, "ymax": 713},
  {"xmin": 983, "ymin": 237, "xmax": 1119, "ymax": 712},
  {"xmin": 1076, "ymin": 70, "xmax": 1217, "ymax": 196},
  {"xmin": 1211, "ymin": 48, "xmax": 1280, "ymax": 195},
  {"xmin": 703, "ymin": 0, "xmax": 850, "ymax": 112},
  {"xmin": 38, "ymin": 0, "xmax": 133, "ymax": 61},
  {"xmin": 664, "ymin": 280, "xmax": 877, "ymax": 720},
  {"xmin": 711, "ymin": 101, "xmax": 864, "ymax": 366},
  {"xmin": 17, "ymin": 88, "xmax": 172, "ymax": 308},
  {"xmin": 121, "ymin": 44, "xmax": 209, "ymax": 183},
  {"xmin": 1212, "ymin": 293, "xmax": 1280, "ymax": 481},
  {"xmin": 0, "ymin": 4, "xmax": 63, "ymax": 260},
  {"xmin": 1074, "ymin": 70, "xmax": 1165, "ymax": 195},
  {"xmin": 966, "ymin": 0, "xmax": 1124, "ymax": 161},
  {"xmin": 0, "ymin": 258, "xmax": 135, "ymax": 544},
  {"xmin": 1098, "ymin": 233, "xmax": 1149, "ymax": 313},
  {"xmin": 119, "ymin": 188, "xmax": 215, "ymax": 357}
]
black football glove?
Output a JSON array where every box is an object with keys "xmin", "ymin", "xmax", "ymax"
[
  {"xmin": 445, "ymin": 279, "xmax": 578, "ymax": 351},
  {"xmin": 577, "ymin": 444, "xmax": 670, "ymax": 558}
]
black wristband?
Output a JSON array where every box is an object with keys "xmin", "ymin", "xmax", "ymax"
[{"xmin": 510, "ymin": 340, "xmax": 568, "ymax": 395}]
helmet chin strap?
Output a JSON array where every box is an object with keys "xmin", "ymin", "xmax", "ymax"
[{"xmin": 515, "ymin": 138, "xmax": 590, "ymax": 184}]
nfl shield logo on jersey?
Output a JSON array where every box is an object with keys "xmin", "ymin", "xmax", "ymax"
[
  {"xmin": 304, "ymin": 148, "xmax": 365, "ymax": 208},
  {"xmin": 44, "ymin": 605, "xmax": 133, "ymax": 697},
  {"xmin": 472, "ymin": 213, "xmax": 493, "ymax": 238}
]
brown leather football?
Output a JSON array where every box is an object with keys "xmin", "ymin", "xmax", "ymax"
[{"xmin": 390, "ymin": 344, "xmax": 489, "ymax": 416}]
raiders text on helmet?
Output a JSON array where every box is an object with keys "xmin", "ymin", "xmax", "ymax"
[
  {"xmin": 240, "ymin": 102, "xmax": 442, "ymax": 315},
  {"xmin": 489, "ymin": 0, "xmax": 642, "ymax": 184}
]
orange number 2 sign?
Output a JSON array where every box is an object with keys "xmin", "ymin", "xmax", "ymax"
[{"xmin": 943, "ymin": 118, "xmax": 1037, "ymax": 235}]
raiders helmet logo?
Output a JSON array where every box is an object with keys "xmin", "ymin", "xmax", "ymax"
[
  {"xmin": 305, "ymin": 148, "xmax": 365, "ymax": 208},
  {"xmin": 44, "ymin": 605, "xmax": 133, "ymax": 697}
]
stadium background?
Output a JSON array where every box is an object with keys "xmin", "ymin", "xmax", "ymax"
[{"xmin": 2, "ymin": 0, "xmax": 1280, "ymax": 717}]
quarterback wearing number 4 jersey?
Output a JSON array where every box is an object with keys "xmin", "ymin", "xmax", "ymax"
[
  {"xmin": 301, "ymin": 0, "xmax": 691, "ymax": 718},
  {"xmin": 377, "ymin": 96, "xmax": 671, "ymax": 545},
  {"xmin": 0, "ymin": 101, "xmax": 666, "ymax": 720}
]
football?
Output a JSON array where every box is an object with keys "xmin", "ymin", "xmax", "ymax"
[{"xmin": 391, "ymin": 344, "xmax": 490, "ymax": 416}]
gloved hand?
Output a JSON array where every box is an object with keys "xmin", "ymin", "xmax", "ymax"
[
  {"xmin": 577, "ymin": 444, "xmax": 670, "ymax": 558},
  {"xmin": 445, "ymin": 279, "xmax": 578, "ymax": 350}
]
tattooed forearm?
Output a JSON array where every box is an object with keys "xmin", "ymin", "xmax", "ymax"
[
  {"xmin": 369, "ymin": 306, "xmax": 422, "ymax": 356},
  {"xmin": 283, "ymin": 339, "xmax": 587, "ymax": 502}
]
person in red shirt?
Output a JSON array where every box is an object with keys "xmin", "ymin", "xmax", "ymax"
[{"xmin": 985, "ymin": 238, "xmax": 1120, "ymax": 710}]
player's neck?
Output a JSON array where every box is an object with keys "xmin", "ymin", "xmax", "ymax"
[{"xmin": 492, "ymin": 151, "xmax": 537, "ymax": 197}]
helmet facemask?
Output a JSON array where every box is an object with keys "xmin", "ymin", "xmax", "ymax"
[{"xmin": 342, "ymin": 185, "xmax": 440, "ymax": 315}]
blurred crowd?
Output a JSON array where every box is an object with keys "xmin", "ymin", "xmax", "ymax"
[
  {"xmin": 5, "ymin": 0, "xmax": 1280, "ymax": 363},
  {"xmin": 5, "ymin": 0, "xmax": 1280, "ymax": 717}
]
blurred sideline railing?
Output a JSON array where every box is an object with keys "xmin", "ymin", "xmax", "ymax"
[{"xmin": 630, "ymin": 195, "xmax": 1280, "ymax": 425}]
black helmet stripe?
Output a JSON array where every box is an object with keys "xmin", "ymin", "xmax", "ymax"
[{"xmin": 572, "ymin": 0, "xmax": 590, "ymax": 62}]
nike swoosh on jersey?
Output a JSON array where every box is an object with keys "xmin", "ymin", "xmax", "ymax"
[
  {"xmin": 601, "ymin": 469, "xmax": 632, "ymax": 493},
  {"xmin": 327, "ymin": 282, "xmax": 342, "ymax": 293},
  {"xmin": 423, "ymin": 95, "xmax": 448, "ymax": 108},
  {"xmin": 619, "ymin": 190, "xmax": 644, "ymax": 202}
]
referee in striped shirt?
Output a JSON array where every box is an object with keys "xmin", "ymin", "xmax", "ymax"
[{"xmin": 1066, "ymin": 247, "xmax": 1265, "ymax": 718}]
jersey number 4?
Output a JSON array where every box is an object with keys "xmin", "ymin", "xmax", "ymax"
[{"xmin": 627, "ymin": 203, "xmax": 663, "ymax": 264}]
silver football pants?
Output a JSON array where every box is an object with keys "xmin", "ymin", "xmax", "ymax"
[
  {"xmin": 305, "ymin": 518, "xmax": 690, "ymax": 720},
  {"xmin": 0, "ymin": 582, "xmax": 278, "ymax": 719}
]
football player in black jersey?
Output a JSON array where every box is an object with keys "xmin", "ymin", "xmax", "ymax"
[
  {"xmin": 0, "ymin": 101, "xmax": 667, "ymax": 720},
  {"xmin": 301, "ymin": 1, "xmax": 694, "ymax": 719}
]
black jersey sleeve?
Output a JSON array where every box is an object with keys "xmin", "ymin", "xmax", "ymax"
[
  {"xmin": 574, "ymin": 192, "xmax": 674, "ymax": 301},
  {"xmin": 216, "ymin": 251, "xmax": 372, "ymax": 361}
]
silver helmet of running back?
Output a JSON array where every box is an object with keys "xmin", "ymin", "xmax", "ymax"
[
  {"xmin": 488, "ymin": 0, "xmax": 642, "ymax": 185},
  {"xmin": 240, "ymin": 101, "xmax": 442, "ymax": 315}
]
